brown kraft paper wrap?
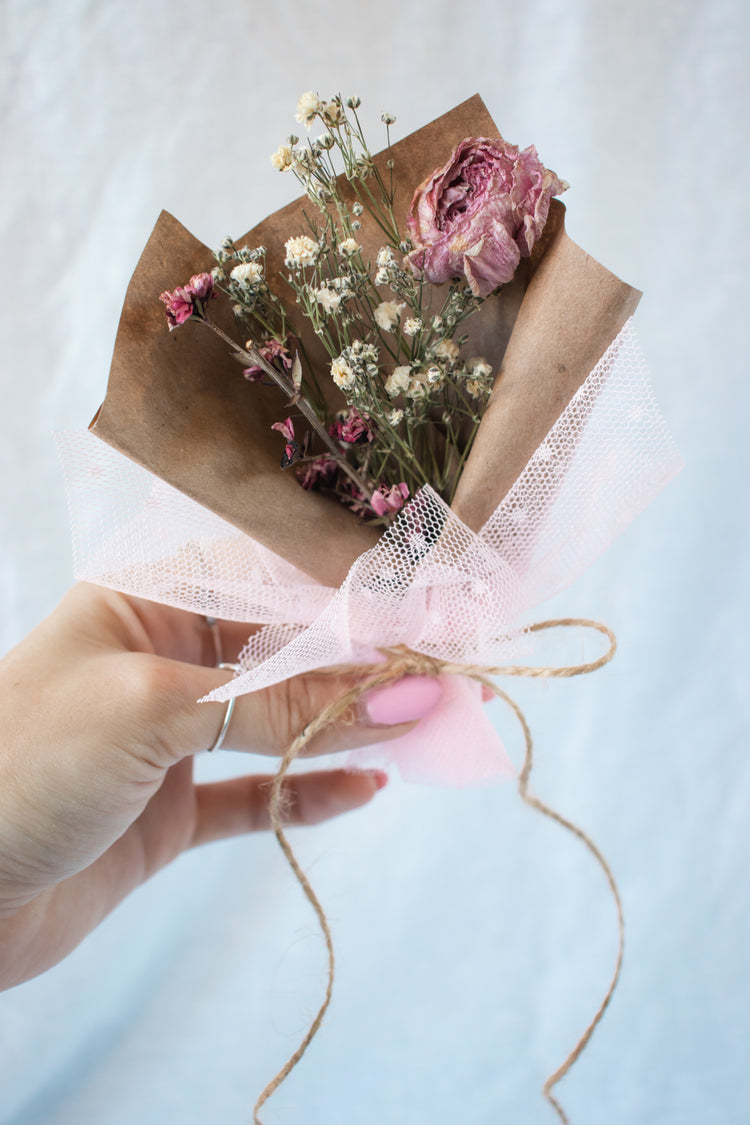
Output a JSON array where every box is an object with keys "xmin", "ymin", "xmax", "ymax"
[{"xmin": 91, "ymin": 94, "xmax": 640, "ymax": 585}]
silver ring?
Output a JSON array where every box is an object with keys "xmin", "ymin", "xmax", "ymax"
[{"xmin": 207, "ymin": 661, "xmax": 242, "ymax": 752}]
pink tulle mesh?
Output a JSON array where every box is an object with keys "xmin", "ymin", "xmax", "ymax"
[{"xmin": 57, "ymin": 321, "xmax": 682, "ymax": 784}]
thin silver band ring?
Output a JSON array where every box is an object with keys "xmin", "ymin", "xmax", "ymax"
[{"xmin": 207, "ymin": 661, "xmax": 242, "ymax": 752}]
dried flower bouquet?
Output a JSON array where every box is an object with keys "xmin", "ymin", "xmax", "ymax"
[{"xmin": 59, "ymin": 91, "xmax": 683, "ymax": 1124}]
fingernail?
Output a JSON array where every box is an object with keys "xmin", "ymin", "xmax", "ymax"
[
  {"xmin": 356, "ymin": 768, "xmax": 389, "ymax": 790},
  {"xmin": 362, "ymin": 675, "xmax": 443, "ymax": 726}
]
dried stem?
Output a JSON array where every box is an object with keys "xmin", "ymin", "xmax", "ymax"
[{"xmin": 198, "ymin": 316, "xmax": 377, "ymax": 505}]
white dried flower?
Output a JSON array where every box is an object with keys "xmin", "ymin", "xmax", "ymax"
[
  {"xmin": 230, "ymin": 262, "xmax": 263, "ymax": 285},
  {"xmin": 374, "ymin": 300, "xmax": 405, "ymax": 332},
  {"xmin": 403, "ymin": 317, "xmax": 423, "ymax": 337},
  {"xmin": 338, "ymin": 237, "xmax": 360, "ymax": 257},
  {"xmin": 331, "ymin": 356, "xmax": 356, "ymax": 390},
  {"xmin": 331, "ymin": 275, "xmax": 353, "ymax": 295},
  {"xmin": 346, "ymin": 95, "xmax": 361, "ymax": 108},
  {"xmin": 426, "ymin": 365, "xmax": 443, "ymax": 384},
  {"xmin": 295, "ymin": 91, "xmax": 323, "ymax": 127},
  {"xmin": 432, "ymin": 339, "xmax": 460, "ymax": 363},
  {"xmin": 385, "ymin": 365, "xmax": 412, "ymax": 397},
  {"xmin": 468, "ymin": 356, "xmax": 493, "ymax": 380},
  {"xmin": 352, "ymin": 202, "xmax": 363, "ymax": 216},
  {"xmin": 387, "ymin": 408, "xmax": 404, "ymax": 425},
  {"xmin": 465, "ymin": 379, "xmax": 485, "ymax": 399},
  {"xmin": 377, "ymin": 246, "xmax": 396, "ymax": 267},
  {"xmin": 432, "ymin": 316, "xmax": 444, "ymax": 331},
  {"xmin": 322, "ymin": 100, "xmax": 342, "ymax": 125},
  {"xmin": 270, "ymin": 144, "xmax": 295, "ymax": 171},
  {"xmin": 381, "ymin": 112, "xmax": 396, "ymax": 125},
  {"xmin": 284, "ymin": 235, "xmax": 320, "ymax": 268},
  {"xmin": 315, "ymin": 286, "xmax": 341, "ymax": 314}
]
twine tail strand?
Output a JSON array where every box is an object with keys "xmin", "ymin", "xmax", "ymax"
[{"xmin": 254, "ymin": 617, "xmax": 621, "ymax": 1125}]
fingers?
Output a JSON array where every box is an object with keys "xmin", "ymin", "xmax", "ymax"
[
  {"xmin": 190, "ymin": 768, "xmax": 389, "ymax": 847},
  {"xmin": 150, "ymin": 659, "xmax": 445, "ymax": 763}
]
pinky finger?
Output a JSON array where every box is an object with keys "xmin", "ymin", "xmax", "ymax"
[{"xmin": 190, "ymin": 768, "xmax": 388, "ymax": 847}]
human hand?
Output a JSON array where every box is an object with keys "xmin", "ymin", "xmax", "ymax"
[{"xmin": 0, "ymin": 584, "xmax": 442, "ymax": 988}]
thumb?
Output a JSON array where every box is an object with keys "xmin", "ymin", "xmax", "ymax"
[{"xmin": 136, "ymin": 656, "xmax": 444, "ymax": 763}]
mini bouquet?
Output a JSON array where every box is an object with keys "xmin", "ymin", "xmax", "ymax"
[{"xmin": 60, "ymin": 94, "xmax": 681, "ymax": 1122}]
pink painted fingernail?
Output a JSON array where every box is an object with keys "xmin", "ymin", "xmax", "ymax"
[
  {"xmin": 357, "ymin": 769, "xmax": 389, "ymax": 790},
  {"xmin": 362, "ymin": 676, "xmax": 443, "ymax": 726}
]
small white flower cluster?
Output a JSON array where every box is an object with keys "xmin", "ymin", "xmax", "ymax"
[
  {"xmin": 294, "ymin": 91, "xmax": 342, "ymax": 129},
  {"xmin": 375, "ymin": 246, "xmax": 398, "ymax": 286},
  {"xmin": 330, "ymin": 340, "xmax": 380, "ymax": 399},
  {"xmin": 384, "ymin": 363, "xmax": 441, "ymax": 401},
  {"xmin": 230, "ymin": 261, "xmax": 263, "ymax": 287},
  {"xmin": 315, "ymin": 286, "xmax": 341, "ymax": 314},
  {"xmin": 284, "ymin": 234, "xmax": 321, "ymax": 270},
  {"xmin": 212, "ymin": 241, "xmax": 279, "ymax": 324},
  {"xmin": 374, "ymin": 300, "xmax": 405, "ymax": 332},
  {"xmin": 463, "ymin": 356, "xmax": 494, "ymax": 399}
]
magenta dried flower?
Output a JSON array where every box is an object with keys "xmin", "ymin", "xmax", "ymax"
[
  {"xmin": 329, "ymin": 407, "xmax": 373, "ymax": 445},
  {"xmin": 159, "ymin": 272, "xmax": 215, "ymax": 328},
  {"xmin": 406, "ymin": 137, "xmax": 566, "ymax": 298},
  {"xmin": 243, "ymin": 338, "xmax": 293, "ymax": 381},
  {"xmin": 371, "ymin": 482, "xmax": 410, "ymax": 516},
  {"xmin": 187, "ymin": 272, "xmax": 214, "ymax": 301},
  {"xmin": 298, "ymin": 456, "xmax": 338, "ymax": 490},
  {"xmin": 271, "ymin": 417, "xmax": 300, "ymax": 468}
]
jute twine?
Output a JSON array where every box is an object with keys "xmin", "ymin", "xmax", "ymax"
[{"xmin": 254, "ymin": 617, "xmax": 622, "ymax": 1125}]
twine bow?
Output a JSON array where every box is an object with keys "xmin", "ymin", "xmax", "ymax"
[{"xmin": 255, "ymin": 618, "xmax": 622, "ymax": 1125}]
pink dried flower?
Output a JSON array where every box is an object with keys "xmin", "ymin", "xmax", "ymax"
[
  {"xmin": 187, "ymin": 272, "xmax": 214, "ymax": 300},
  {"xmin": 159, "ymin": 272, "xmax": 215, "ymax": 328},
  {"xmin": 271, "ymin": 417, "xmax": 299, "ymax": 468},
  {"xmin": 329, "ymin": 407, "xmax": 373, "ymax": 445},
  {"xmin": 159, "ymin": 285, "xmax": 194, "ymax": 328},
  {"xmin": 371, "ymin": 482, "xmax": 410, "ymax": 516},
  {"xmin": 298, "ymin": 456, "xmax": 338, "ymax": 490},
  {"xmin": 243, "ymin": 338, "xmax": 294, "ymax": 381},
  {"xmin": 271, "ymin": 417, "xmax": 295, "ymax": 442},
  {"xmin": 406, "ymin": 137, "xmax": 567, "ymax": 298},
  {"xmin": 339, "ymin": 480, "xmax": 373, "ymax": 519}
]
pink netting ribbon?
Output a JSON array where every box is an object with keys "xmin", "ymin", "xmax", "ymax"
[{"xmin": 57, "ymin": 321, "xmax": 682, "ymax": 785}]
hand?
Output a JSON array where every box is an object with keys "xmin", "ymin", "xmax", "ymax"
[{"xmin": 0, "ymin": 584, "xmax": 441, "ymax": 988}]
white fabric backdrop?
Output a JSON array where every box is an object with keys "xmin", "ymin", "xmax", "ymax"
[{"xmin": 1, "ymin": 1, "xmax": 748, "ymax": 1122}]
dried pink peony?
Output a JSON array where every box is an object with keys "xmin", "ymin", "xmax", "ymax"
[{"xmin": 406, "ymin": 137, "xmax": 567, "ymax": 298}]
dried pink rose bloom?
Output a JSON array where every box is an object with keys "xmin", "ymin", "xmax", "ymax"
[
  {"xmin": 406, "ymin": 136, "xmax": 567, "ymax": 298},
  {"xmin": 371, "ymin": 482, "xmax": 410, "ymax": 516}
]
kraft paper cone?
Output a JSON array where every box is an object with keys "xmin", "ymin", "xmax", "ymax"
[{"xmin": 91, "ymin": 94, "xmax": 640, "ymax": 583}]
